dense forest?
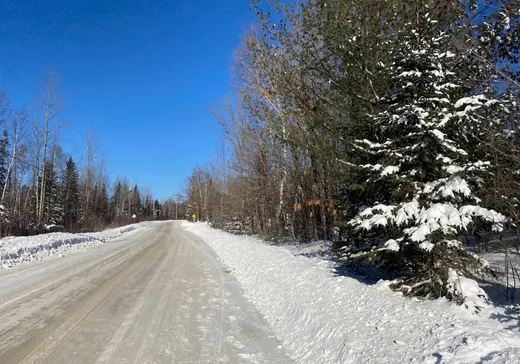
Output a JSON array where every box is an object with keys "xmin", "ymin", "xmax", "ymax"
[
  {"xmin": 185, "ymin": 0, "xmax": 520, "ymax": 299},
  {"xmin": 0, "ymin": 73, "xmax": 184, "ymax": 236}
]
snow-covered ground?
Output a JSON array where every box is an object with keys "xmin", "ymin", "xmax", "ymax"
[
  {"xmin": 479, "ymin": 250, "xmax": 520, "ymax": 305},
  {"xmin": 0, "ymin": 222, "xmax": 148, "ymax": 268},
  {"xmin": 183, "ymin": 221, "xmax": 520, "ymax": 364}
]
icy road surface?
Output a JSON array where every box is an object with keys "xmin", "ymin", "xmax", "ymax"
[{"xmin": 0, "ymin": 222, "xmax": 291, "ymax": 364}]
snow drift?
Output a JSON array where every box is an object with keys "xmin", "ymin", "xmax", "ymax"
[
  {"xmin": 183, "ymin": 221, "xmax": 520, "ymax": 364},
  {"xmin": 0, "ymin": 223, "xmax": 144, "ymax": 268}
]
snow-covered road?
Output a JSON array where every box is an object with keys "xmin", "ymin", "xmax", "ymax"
[
  {"xmin": 0, "ymin": 222, "xmax": 290, "ymax": 363},
  {"xmin": 4, "ymin": 220, "xmax": 520, "ymax": 364}
]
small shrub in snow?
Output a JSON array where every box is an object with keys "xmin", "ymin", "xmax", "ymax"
[
  {"xmin": 224, "ymin": 219, "xmax": 247, "ymax": 235},
  {"xmin": 445, "ymin": 269, "xmax": 490, "ymax": 313}
]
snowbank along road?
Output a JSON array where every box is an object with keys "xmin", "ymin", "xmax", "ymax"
[
  {"xmin": 183, "ymin": 222, "xmax": 520, "ymax": 364},
  {"xmin": 0, "ymin": 221, "xmax": 291, "ymax": 364}
]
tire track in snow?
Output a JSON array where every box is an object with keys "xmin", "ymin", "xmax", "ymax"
[
  {"xmin": 181, "ymin": 227, "xmax": 226, "ymax": 363},
  {"xmin": 10, "ymin": 233, "xmax": 163, "ymax": 364},
  {"xmin": 0, "ymin": 234, "xmax": 147, "ymax": 311}
]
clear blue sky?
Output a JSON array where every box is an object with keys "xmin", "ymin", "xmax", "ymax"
[{"xmin": 0, "ymin": 0, "xmax": 252, "ymax": 200}]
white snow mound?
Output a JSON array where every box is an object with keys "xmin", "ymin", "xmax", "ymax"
[{"xmin": 0, "ymin": 223, "xmax": 143, "ymax": 268}]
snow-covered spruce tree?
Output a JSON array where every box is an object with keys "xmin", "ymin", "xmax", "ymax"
[{"xmin": 343, "ymin": 12, "xmax": 516, "ymax": 300}]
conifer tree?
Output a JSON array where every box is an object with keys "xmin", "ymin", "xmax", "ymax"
[
  {"xmin": 345, "ymin": 10, "xmax": 516, "ymax": 297},
  {"xmin": 94, "ymin": 183, "xmax": 109, "ymax": 223},
  {"xmin": 131, "ymin": 184, "xmax": 142, "ymax": 216},
  {"xmin": 41, "ymin": 161, "xmax": 62, "ymax": 227},
  {"xmin": 154, "ymin": 199, "xmax": 162, "ymax": 219},
  {"xmin": 62, "ymin": 157, "xmax": 81, "ymax": 230}
]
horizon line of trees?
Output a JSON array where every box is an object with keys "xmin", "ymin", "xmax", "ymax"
[
  {"xmin": 185, "ymin": 0, "xmax": 520, "ymax": 301},
  {"xmin": 0, "ymin": 73, "xmax": 183, "ymax": 236}
]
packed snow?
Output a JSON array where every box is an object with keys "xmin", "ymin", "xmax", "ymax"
[
  {"xmin": 0, "ymin": 223, "xmax": 145, "ymax": 268},
  {"xmin": 383, "ymin": 239, "xmax": 401, "ymax": 251},
  {"xmin": 381, "ymin": 165, "xmax": 399, "ymax": 176},
  {"xmin": 183, "ymin": 221, "xmax": 520, "ymax": 364}
]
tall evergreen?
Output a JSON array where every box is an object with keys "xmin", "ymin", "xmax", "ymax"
[
  {"xmin": 41, "ymin": 161, "xmax": 62, "ymax": 226},
  {"xmin": 131, "ymin": 184, "xmax": 142, "ymax": 216},
  {"xmin": 344, "ymin": 10, "xmax": 515, "ymax": 297},
  {"xmin": 110, "ymin": 181, "xmax": 123, "ymax": 222},
  {"xmin": 62, "ymin": 157, "xmax": 81, "ymax": 230},
  {"xmin": 154, "ymin": 199, "xmax": 162, "ymax": 219},
  {"xmin": 93, "ymin": 183, "xmax": 109, "ymax": 223}
]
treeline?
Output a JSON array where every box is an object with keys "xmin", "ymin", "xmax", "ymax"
[
  {"xmin": 186, "ymin": 0, "xmax": 520, "ymax": 298},
  {"xmin": 0, "ymin": 73, "xmax": 167, "ymax": 236}
]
